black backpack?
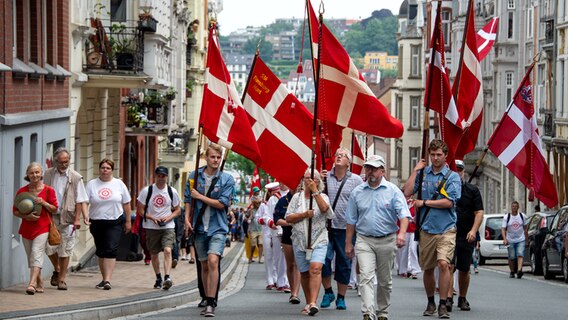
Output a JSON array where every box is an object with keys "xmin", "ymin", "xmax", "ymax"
[{"xmin": 506, "ymin": 212, "xmax": 525, "ymax": 225}]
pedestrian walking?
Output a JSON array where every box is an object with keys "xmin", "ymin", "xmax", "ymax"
[
  {"xmin": 43, "ymin": 148, "xmax": 89, "ymax": 291},
  {"xmin": 320, "ymin": 147, "xmax": 363, "ymax": 310},
  {"xmin": 501, "ymin": 201, "xmax": 528, "ymax": 279},
  {"xmin": 345, "ymin": 155, "xmax": 410, "ymax": 320},
  {"xmin": 86, "ymin": 159, "xmax": 132, "ymax": 291},
  {"xmin": 403, "ymin": 139, "xmax": 461, "ymax": 319},
  {"xmin": 286, "ymin": 169, "xmax": 334, "ymax": 316},
  {"xmin": 136, "ymin": 166, "xmax": 181, "ymax": 290},
  {"xmin": 446, "ymin": 159, "xmax": 483, "ymax": 311},
  {"xmin": 13, "ymin": 162, "xmax": 58, "ymax": 295},
  {"xmin": 184, "ymin": 143, "xmax": 235, "ymax": 317}
]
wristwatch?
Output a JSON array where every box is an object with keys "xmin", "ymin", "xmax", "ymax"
[
  {"xmin": 424, "ymin": 200, "xmax": 428, "ymax": 207},
  {"xmin": 311, "ymin": 191, "xmax": 321, "ymax": 197}
]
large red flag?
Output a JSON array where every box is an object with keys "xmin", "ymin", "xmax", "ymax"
[
  {"xmin": 200, "ymin": 26, "xmax": 261, "ymax": 164},
  {"xmin": 307, "ymin": 1, "xmax": 404, "ymax": 138},
  {"xmin": 425, "ymin": 1, "xmax": 461, "ymax": 167},
  {"xmin": 488, "ymin": 66, "xmax": 558, "ymax": 208},
  {"xmin": 242, "ymin": 56, "xmax": 314, "ymax": 189},
  {"xmin": 476, "ymin": 17, "xmax": 499, "ymax": 61},
  {"xmin": 452, "ymin": 1, "xmax": 484, "ymax": 160}
]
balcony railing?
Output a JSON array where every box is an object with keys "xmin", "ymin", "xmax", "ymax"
[{"xmin": 84, "ymin": 20, "xmax": 144, "ymax": 73}]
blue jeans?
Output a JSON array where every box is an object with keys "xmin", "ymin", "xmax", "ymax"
[
  {"xmin": 293, "ymin": 243, "xmax": 327, "ymax": 273},
  {"xmin": 507, "ymin": 241, "xmax": 525, "ymax": 259},
  {"xmin": 195, "ymin": 233, "xmax": 226, "ymax": 261},
  {"xmin": 322, "ymin": 228, "xmax": 355, "ymax": 285}
]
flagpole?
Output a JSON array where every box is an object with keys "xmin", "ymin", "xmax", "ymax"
[
  {"xmin": 452, "ymin": 0, "xmax": 473, "ymax": 99},
  {"xmin": 350, "ymin": 131, "xmax": 355, "ymax": 172},
  {"xmin": 467, "ymin": 63, "xmax": 536, "ymax": 183},
  {"xmin": 187, "ymin": 125, "xmax": 204, "ymax": 235},
  {"xmin": 305, "ymin": 0, "xmax": 326, "ymax": 250}
]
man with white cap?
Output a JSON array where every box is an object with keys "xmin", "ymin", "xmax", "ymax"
[
  {"xmin": 257, "ymin": 182, "xmax": 290, "ymax": 292},
  {"xmin": 345, "ymin": 154, "xmax": 410, "ymax": 320},
  {"xmin": 445, "ymin": 159, "xmax": 483, "ymax": 312},
  {"xmin": 320, "ymin": 147, "xmax": 363, "ymax": 310}
]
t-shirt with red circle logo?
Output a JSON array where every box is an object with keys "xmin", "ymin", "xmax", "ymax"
[
  {"xmin": 501, "ymin": 212, "xmax": 528, "ymax": 243},
  {"xmin": 86, "ymin": 177, "xmax": 132, "ymax": 220},
  {"xmin": 137, "ymin": 184, "xmax": 181, "ymax": 230}
]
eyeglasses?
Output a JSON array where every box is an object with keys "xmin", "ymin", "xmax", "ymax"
[{"xmin": 364, "ymin": 165, "xmax": 383, "ymax": 172}]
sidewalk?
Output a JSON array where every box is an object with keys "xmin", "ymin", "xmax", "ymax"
[{"xmin": 0, "ymin": 242, "xmax": 243, "ymax": 320}]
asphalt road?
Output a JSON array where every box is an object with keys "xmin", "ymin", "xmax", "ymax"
[{"xmin": 118, "ymin": 257, "xmax": 568, "ymax": 320}]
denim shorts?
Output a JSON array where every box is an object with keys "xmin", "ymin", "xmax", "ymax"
[
  {"xmin": 322, "ymin": 228, "xmax": 355, "ymax": 284},
  {"xmin": 293, "ymin": 243, "xmax": 327, "ymax": 273},
  {"xmin": 195, "ymin": 233, "xmax": 226, "ymax": 261},
  {"xmin": 507, "ymin": 241, "xmax": 525, "ymax": 259}
]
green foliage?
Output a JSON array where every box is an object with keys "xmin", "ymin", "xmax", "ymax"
[
  {"xmin": 343, "ymin": 16, "xmax": 398, "ymax": 57},
  {"xmin": 243, "ymin": 37, "xmax": 273, "ymax": 62},
  {"xmin": 225, "ymin": 153, "xmax": 269, "ymax": 184},
  {"xmin": 264, "ymin": 21, "xmax": 295, "ymax": 35},
  {"xmin": 380, "ymin": 68, "xmax": 398, "ymax": 78}
]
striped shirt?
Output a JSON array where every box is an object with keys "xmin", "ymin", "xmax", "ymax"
[{"xmin": 326, "ymin": 168, "xmax": 364, "ymax": 229}]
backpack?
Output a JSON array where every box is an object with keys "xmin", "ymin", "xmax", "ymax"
[
  {"xmin": 144, "ymin": 184, "xmax": 174, "ymax": 222},
  {"xmin": 506, "ymin": 212, "xmax": 525, "ymax": 225}
]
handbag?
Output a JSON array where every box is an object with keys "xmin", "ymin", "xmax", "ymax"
[{"xmin": 48, "ymin": 215, "xmax": 61, "ymax": 246}]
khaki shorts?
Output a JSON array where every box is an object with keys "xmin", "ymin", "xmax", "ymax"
[
  {"xmin": 45, "ymin": 214, "xmax": 76, "ymax": 258},
  {"xmin": 249, "ymin": 232, "xmax": 263, "ymax": 246},
  {"xmin": 418, "ymin": 228, "xmax": 456, "ymax": 270},
  {"xmin": 145, "ymin": 228, "xmax": 175, "ymax": 254}
]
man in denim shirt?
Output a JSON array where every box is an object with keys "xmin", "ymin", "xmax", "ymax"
[
  {"xmin": 184, "ymin": 143, "xmax": 235, "ymax": 317},
  {"xmin": 403, "ymin": 139, "xmax": 461, "ymax": 319}
]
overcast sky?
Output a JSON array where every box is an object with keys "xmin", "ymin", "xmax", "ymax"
[{"xmin": 217, "ymin": 0, "xmax": 405, "ymax": 35}]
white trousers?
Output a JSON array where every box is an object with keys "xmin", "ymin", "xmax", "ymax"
[
  {"xmin": 263, "ymin": 233, "xmax": 288, "ymax": 287},
  {"xmin": 356, "ymin": 234, "xmax": 396, "ymax": 319},
  {"xmin": 395, "ymin": 233, "xmax": 421, "ymax": 275}
]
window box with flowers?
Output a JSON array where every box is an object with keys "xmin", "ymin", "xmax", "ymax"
[{"xmin": 138, "ymin": 10, "xmax": 158, "ymax": 33}]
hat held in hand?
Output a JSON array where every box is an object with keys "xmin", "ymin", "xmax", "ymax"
[{"xmin": 14, "ymin": 192, "xmax": 42, "ymax": 216}]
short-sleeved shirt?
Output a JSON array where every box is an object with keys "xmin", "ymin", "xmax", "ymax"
[
  {"xmin": 14, "ymin": 185, "xmax": 59, "ymax": 240},
  {"xmin": 184, "ymin": 167, "xmax": 235, "ymax": 236},
  {"xmin": 456, "ymin": 182, "xmax": 484, "ymax": 238},
  {"xmin": 137, "ymin": 184, "xmax": 181, "ymax": 230},
  {"xmin": 502, "ymin": 213, "xmax": 528, "ymax": 243},
  {"xmin": 345, "ymin": 178, "xmax": 411, "ymax": 237},
  {"xmin": 413, "ymin": 165, "xmax": 461, "ymax": 234},
  {"xmin": 326, "ymin": 168, "xmax": 364, "ymax": 229},
  {"xmin": 86, "ymin": 177, "xmax": 131, "ymax": 220},
  {"xmin": 286, "ymin": 192, "xmax": 334, "ymax": 251}
]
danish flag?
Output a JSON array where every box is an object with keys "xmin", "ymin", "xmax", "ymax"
[
  {"xmin": 350, "ymin": 134, "xmax": 365, "ymax": 175},
  {"xmin": 452, "ymin": 1, "xmax": 484, "ymax": 160},
  {"xmin": 242, "ymin": 56, "xmax": 314, "ymax": 189},
  {"xmin": 307, "ymin": 0, "xmax": 404, "ymax": 138},
  {"xmin": 476, "ymin": 17, "xmax": 499, "ymax": 61},
  {"xmin": 425, "ymin": 0, "xmax": 461, "ymax": 167},
  {"xmin": 488, "ymin": 65, "xmax": 558, "ymax": 208},
  {"xmin": 200, "ymin": 27, "xmax": 261, "ymax": 164}
]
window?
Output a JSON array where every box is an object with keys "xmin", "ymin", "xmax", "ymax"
[
  {"xmin": 398, "ymin": 46, "xmax": 403, "ymax": 78},
  {"xmin": 508, "ymin": 0, "xmax": 515, "ymax": 9},
  {"xmin": 110, "ymin": 0, "xmax": 127, "ymax": 22},
  {"xmin": 409, "ymin": 147, "xmax": 420, "ymax": 174},
  {"xmin": 30, "ymin": 133, "xmax": 38, "ymax": 162},
  {"xmin": 560, "ymin": 60, "xmax": 565, "ymax": 116},
  {"xmin": 508, "ymin": 12, "xmax": 514, "ymax": 39},
  {"xmin": 410, "ymin": 96, "xmax": 420, "ymax": 129},
  {"xmin": 442, "ymin": 10, "xmax": 451, "ymax": 48},
  {"xmin": 396, "ymin": 145, "xmax": 402, "ymax": 179},
  {"xmin": 506, "ymin": 72, "xmax": 514, "ymax": 105},
  {"xmin": 396, "ymin": 95, "xmax": 403, "ymax": 119},
  {"xmin": 526, "ymin": 6, "xmax": 533, "ymax": 39},
  {"xmin": 411, "ymin": 45, "xmax": 420, "ymax": 77}
]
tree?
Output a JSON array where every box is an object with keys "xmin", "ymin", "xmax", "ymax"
[
  {"xmin": 343, "ymin": 16, "xmax": 398, "ymax": 56},
  {"xmin": 243, "ymin": 37, "xmax": 274, "ymax": 62}
]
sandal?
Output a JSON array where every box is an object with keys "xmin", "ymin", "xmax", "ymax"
[
  {"xmin": 188, "ymin": 258, "xmax": 195, "ymax": 264},
  {"xmin": 301, "ymin": 304, "xmax": 309, "ymax": 315},
  {"xmin": 308, "ymin": 303, "xmax": 319, "ymax": 316},
  {"xmin": 289, "ymin": 295, "xmax": 301, "ymax": 304},
  {"xmin": 35, "ymin": 285, "xmax": 44, "ymax": 293},
  {"xmin": 26, "ymin": 285, "xmax": 36, "ymax": 295}
]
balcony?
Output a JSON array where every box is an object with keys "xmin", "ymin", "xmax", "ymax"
[
  {"xmin": 124, "ymin": 91, "xmax": 174, "ymax": 136},
  {"xmin": 158, "ymin": 130, "xmax": 192, "ymax": 166},
  {"xmin": 84, "ymin": 20, "xmax": 145, "ymax": 73}
]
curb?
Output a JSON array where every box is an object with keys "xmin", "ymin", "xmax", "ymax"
[{"xmin": 2, "ymin": 243, "xmax": 244, "ymax": 320}]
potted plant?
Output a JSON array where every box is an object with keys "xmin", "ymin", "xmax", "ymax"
[
  {"xmin": 138, "ymin": 9, "xmax": 158, "ymax": 32},
  {"xmin": 144, "ymin": 91, "xmax": 165, "ymax": 122},
  {"xmin": 164, "ymin": 88, "xmax": 177, "ymax": 101},
  {"xmin": 186, "ymin": 76, "xmax": 197, "ymax": 97},
  {"xmin": 109, "ymin": 23, "xmax": 136, "ymax": 70}
]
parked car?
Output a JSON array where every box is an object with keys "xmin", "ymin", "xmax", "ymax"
[
  {"xmin": 526, "ymin": 211, "xmax": 556, "ymax": 275},
  {"xmin": 479, "ymin": 214, "xmax": 506, "ymax": 265},
  {"xmin": 541, "ymin": 205, "xmax": 568, "ymax": 282}
]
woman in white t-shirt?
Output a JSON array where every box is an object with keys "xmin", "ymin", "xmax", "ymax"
[
  {"xmin": 86, "ymin": 159, "xmax": 132, "ymax": 290},
  {"xmin": 501, "ymin": 201, "xmax": 528, "ymax": 279}
]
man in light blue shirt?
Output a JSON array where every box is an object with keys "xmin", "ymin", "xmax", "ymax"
[{"xmin": 346, "ymin": 155, "xmax": 410, "ymax": 320}]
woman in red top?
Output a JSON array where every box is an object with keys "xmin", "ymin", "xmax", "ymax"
[{"xmin": 13, "ymin": 162, "xmax": 58, "ymax": 295}]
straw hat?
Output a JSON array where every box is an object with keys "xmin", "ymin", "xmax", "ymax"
[{"xmin": 14, "ymin": 192, "xmax": 42, "ymax": 216}]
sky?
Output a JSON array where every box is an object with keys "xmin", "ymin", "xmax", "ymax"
[{"xmin": 217, "ymin": 0, "xmax": 405, "ymax": 35}]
